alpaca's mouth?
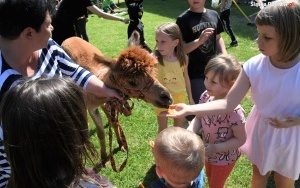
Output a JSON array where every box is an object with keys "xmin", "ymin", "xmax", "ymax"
[{"xmin": 155, "ymin": 101, "xmax": 170, "ymax": 109}]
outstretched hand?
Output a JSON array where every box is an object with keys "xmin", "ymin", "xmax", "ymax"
[
  {"xmin": 159, "ymin": 103, "xmax": 191, "ymax": 118},
  {"xmin": 121, "ymin": 18, "xmax": 132, "ymax": 24},
  {"xmin": 269, "ymin": 116, "xmax": 300, "ymax": 128}
]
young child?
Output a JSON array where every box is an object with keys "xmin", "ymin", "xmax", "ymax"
[
  {"xmin": 152, "ymin": 126, "xmax": 205, "ymax": 188},
  {"xmin": 102, "ymin": 0, "xmax": 118, "ymax": 13},
  {"xmin": 176, "ymin": 0, "xmax": 227, "ymax": 105},
  {"xmin": 187, "ymin": 54, "xmax": 246, "ymax": 188},
  {"xmin": 125, "ymin": 0, "xmax": 151, "ymax": 52},
  {"xmin": 166, "ymin": 1, "xmax": 300, "ymax": 187},
  {"xmin": 0, "ymin": 76, "xmax": 115, "ymax": 188},
  {"xmin": 153, "ymin": 22, "xmax": 193, "ymax": 133}
]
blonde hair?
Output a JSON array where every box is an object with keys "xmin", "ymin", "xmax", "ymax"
[
  {"xmin": 255, "ymin": 0, "xmax": 300, "ymax": 62},
  {"xmin": 154, "ymin": 22, "xmax": 187, "ymax": 67},
  {"xmin": 154, "ymin": 127, "xmax": 205, "ymax": 184},
  {"xmin": 204, "ymin": 54, "xmax": 242, "ymax": 88}
]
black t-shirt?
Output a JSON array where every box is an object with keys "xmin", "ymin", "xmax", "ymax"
[
  {"xmin": 51, "ymin": 0, "xmax": 94, "ymax": 44},
  {"xmin": 176, "ymin": 9, "xmax": 224, "ymax": 79},
  {"xmin": 125, "ymin": 0, "xmax": 143, "ymax": 21}
]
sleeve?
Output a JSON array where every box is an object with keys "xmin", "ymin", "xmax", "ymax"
[
  {"xmin": 176, "ymin": 16, "xmax": 188, "ymax": 42},
  {"xmin": 0, "ymin": 140, "xmax": 10, "ymax": 188},
  {"xmin": 46, "ymin": 39, "xmax": 93, "ymax": 89},
  {"xmin": 216, "ymin": 12, "xmax": 224, "ymax": 34}
]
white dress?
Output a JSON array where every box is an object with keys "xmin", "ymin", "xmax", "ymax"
[{"xmin": 240, "ymin": 54, "xmax": 300, "ymax": 180}]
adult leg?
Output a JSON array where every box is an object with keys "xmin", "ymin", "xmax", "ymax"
[
  {"xmin": 76, "ymin": 17, "xmax": 89, "ymax": 42},
  {"xmin": 273, "ymin": 172, "xmax": 295, "ymax": 188},
  {"xmin": 251, "ymin": 164, "xmax": 270, "ymax": 188}
]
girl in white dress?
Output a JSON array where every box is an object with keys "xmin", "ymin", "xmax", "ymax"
[{"xmin": 164, "ymin": 0, "xmax": 300, "ymax": 187}]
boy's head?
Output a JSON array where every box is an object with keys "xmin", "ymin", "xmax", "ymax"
[{"xmin": 153, "ymin": 127, "xmax": 205, "ymax": 188}]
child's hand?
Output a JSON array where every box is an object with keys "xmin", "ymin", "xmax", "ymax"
[
  {"xmin": 205, "ymin": 143, "xmax": 217, "ymax": 157},
  {"xmin": 269, "ymin": 116, "xmax": 300, "ymax": 128},
  {"xmin": 199, "ymin": 28, "xmax": 215, "ymax": 45}
]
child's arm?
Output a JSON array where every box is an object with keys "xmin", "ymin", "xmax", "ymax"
[
  {"xmin": 183, "ymin": 63, "xmax": 194, "ymax": 105},
  {"xmin": 187, "ymin": 116, "xmax": 202, "ymax": 133},
  {"xmin": 216, "ymin": 34, "xmax": 227, "ymax": 54},
  {"xmin": 205, "ymin": 123, "xmax": 246, "ymax": 157},
  {"xmin": 183, "ymin": 28, "xmax": 215, "ymax": 54},
  {"xmin": 269, "ymin": 116, "xmax": 300, "ymax": 128}
]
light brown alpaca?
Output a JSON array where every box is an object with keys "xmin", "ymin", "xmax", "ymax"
[{"xmin": 61, "ymin": 36, "xmax": 172, "ymax": 166}]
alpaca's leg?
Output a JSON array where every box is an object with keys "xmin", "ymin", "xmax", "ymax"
[{"xmin": 88, "ymin": 108, "xmax": 108, "ymax": 165}]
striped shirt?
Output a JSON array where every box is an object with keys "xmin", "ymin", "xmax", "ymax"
[{"xmin": 0, "ymin": 38, "xmax": 93, "ymax": 187}]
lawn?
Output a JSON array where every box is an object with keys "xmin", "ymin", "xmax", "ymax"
[{"xmin": 84, "ymin": 0, "xmax": 299, "ymax": 187}]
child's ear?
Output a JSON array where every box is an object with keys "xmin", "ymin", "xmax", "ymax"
[
  {"xmin": 150, "ymin": 140, "xmax": 155, "ymax": 154},
  {"xmin": 150, "ymin": 140, "xmax": 155, "ymax": 149}
]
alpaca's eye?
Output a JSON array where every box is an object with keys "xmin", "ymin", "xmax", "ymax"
[{"xmin": 128, "ymin": 80, "xmax": 138, "ymax": 87}]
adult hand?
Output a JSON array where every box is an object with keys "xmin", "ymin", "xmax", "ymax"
[
  {"xmin": 269, "ymin": 116, "xmax": 300, "ymax": 128},
  {"xmin": 121, "ymin": 18, "xmax": 131, "ymax": 24},
  {"xmin": 161, "ymin": 103, "xmax": 191, "ymax": 118},
  {"xmin": 103, "ymin": 84, "xmax": 123, "ymax": 100}
]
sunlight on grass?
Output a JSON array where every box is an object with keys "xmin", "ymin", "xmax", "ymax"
[{"xmin": 83, "ymin": 0, "xmax": 300, "ymax": 187}]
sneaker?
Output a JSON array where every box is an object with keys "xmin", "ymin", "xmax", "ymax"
[{"xmin": 230, "ymin": 41, "xmax": 238, "ymax": 47}]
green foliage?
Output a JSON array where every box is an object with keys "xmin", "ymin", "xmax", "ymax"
[{"xmin": 84, "ymin": 1, "xmax": 299, "ymax": 187}]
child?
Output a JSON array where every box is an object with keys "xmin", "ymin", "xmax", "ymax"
[
  {"xmin": 0, "ymin": 0, "xmax": 121, "ymax": 186},
  {"xmin": 166, "ymin": 0, "xmax": 300, "ymax": 187},
  {"xmin": 176, "ymin": 0, "xmax": 227, "ymax": 105},
  {"xmin": 153, "ymin": 22, "xmax": 193, "ymax": 133},
  {"xmin": 152, "ymin": 126, "xmax": 205, "ymax": 188},
  {"xmin": 125, "ymin": 0, "xmax": 152, "ymax": 52},
  {"xmin": 217, "ymin": 0, "xmax": 238, "ymax": 47},
  {"xmin": 0, "ymin": 76, "xmax": 115, "ymax": 188},
  {"xmin": 102, "ymin": 0, "xmax": 118, "ymax": 13},
  {"xmin": 187, "ymin": 54, "xmax": 246, "ymax": 188}
]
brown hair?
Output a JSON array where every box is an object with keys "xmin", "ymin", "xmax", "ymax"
[
  {"xmin": 0, "ymin": 76, "xmax": 99, "ymax": 188},
  {"xmin": 154, "ymin": 22, "xmax": 187, "ymax": 67},
  {"xmin": 255, "ymin": 0, "xmax": 300, "ymax": 62},
  {"xmin": 204, "ymin": 54, "xmax": 242, "ymax": 88}
]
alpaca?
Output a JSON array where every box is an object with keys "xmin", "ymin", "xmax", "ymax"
[{"xmin": 61, "ymin": 36, "xmax": 172, "ymax": 167}]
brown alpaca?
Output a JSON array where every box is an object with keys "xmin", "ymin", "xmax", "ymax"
[{"xmin": 61, "ymin": 36, "xmax": 172, "ymax": 166}]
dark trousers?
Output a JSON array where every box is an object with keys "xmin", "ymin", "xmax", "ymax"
[
  {"xmin": 127, "ymin": 19, "xmax": 152, "ymax": 53},
  {"xmin": 220, "ymin": 9, "xmax": 237, "ymax": 42},
  {"xmin": 74, "ymin": 17, "xmax": 89, "ymax": 42}
]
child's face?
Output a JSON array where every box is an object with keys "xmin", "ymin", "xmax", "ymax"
[
  {"xmin": 204, "ymin": 71, "xmax": 229, "ymax": 99},
  {"xmin": 188, "ymin": 0, "xmax": 206, "ymax": 11},
  {"xmin": 155, "ymin": 31, "xmax": 178, "ymax": 57},
  {"xmin": 256, "ymin": 25, "xmax": 280, "ymax": 61}
]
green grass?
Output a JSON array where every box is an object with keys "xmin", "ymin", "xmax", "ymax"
[{"xmin": 84, "ymin": 1, "xmax": 299, "ymax": 187}]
